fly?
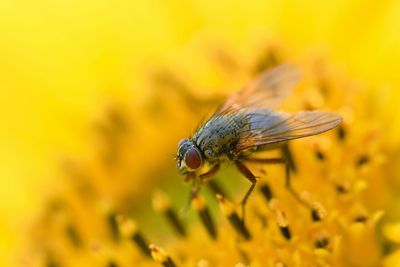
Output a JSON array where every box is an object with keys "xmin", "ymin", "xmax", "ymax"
[{"xmin": 176, "ymin": 64, "xmax": 342, "ymax": 220}]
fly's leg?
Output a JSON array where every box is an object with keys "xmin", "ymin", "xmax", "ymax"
[
  {"xmin": 187, "ymin": 164, "xmax": 221, "ymax": 208},
  {"xmin": 184, "ymin": 172, "xmax": 196, "ymax": 182},
  {"xmin": 244, "ymin": 158, "xmax": 309, "ymax": 208},
  {"xmin": 181, "ymin": 165, "xmax": 220, "ymax": 215},
  {"xmin": 184, "ymin": 164, "xmax": 220, "ymax": 196},
  {"xmin": 235, "ymin": 161, "xmax": 257, "ymax": 223},
  {"xmin": 199, "ymin": 164, "xmax": 227, "ymax": 196},
  {"xmin": 199, "ymin": 164, "xmax": 220, "ymax": 181}
]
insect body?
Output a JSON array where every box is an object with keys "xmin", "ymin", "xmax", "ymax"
[{"xmin": 176, "ymin": 65, "xmax": 342, "ymax": 219}]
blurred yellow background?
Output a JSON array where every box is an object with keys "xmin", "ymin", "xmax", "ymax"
[{"xmin": 1, "ymin": 0, "xmax": 400, "ymax": 265}]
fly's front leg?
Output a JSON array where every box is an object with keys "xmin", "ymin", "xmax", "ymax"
[
  {"xmin": 199, "ymin": 164, "xmax": 220, "ymax": 182},
  {"xmin": 235, "ymin": 161, "xmax": 257, "ymax": 223},
  {"xmin": 184, "ymin": 172, "xmax": 196, "ymax": 182},
  {"xmin": 199, "ymin": 164, "xmax": 226, "ymax": 196},
  {"xmin": 244, "ymin": 158, "xmax": 309, "ymax": 208},
  {"xmin": 185, "ymin": 164, "xmax": 220, "ymax": 201}
]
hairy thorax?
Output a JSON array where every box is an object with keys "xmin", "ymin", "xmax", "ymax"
[{"xmin": 193, "ymin": 115, "xmax": 250, "ymax": 162}]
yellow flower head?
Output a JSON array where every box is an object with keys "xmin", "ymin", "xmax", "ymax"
[
  {"xmin": 2, "ymin": 1, "xmax": 400, "ymax": 267},
  {"xmin": 22, "ymin": 43, "xmax": 399, "ymax": 267}
]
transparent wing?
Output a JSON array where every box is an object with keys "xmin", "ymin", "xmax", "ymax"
[
  {"xmin": 236, "ymin": 110, "xmax": 342, "ymax": 151},
  {"xmin": 215, "ymin": 64, "xmax": 301, "ymax": 115}
]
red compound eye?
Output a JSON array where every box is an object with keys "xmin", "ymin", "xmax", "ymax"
[{"xmin": 184, "ymin": 148, "xmax": 202, "ymax": 170}]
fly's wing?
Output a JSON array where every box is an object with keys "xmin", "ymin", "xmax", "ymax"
[
  {"xmin": 236, "ymin": 110, "xmax": 342, "ymax": 151},
  {"xmin": 215, "ymin": 64, "xmax": 301, "ymax": 115},
  {"xmin": 194, "ymin": 64, "xmax": 340, "ymax": 150}
]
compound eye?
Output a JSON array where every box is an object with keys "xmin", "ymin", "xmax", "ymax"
[{"xmin": 184, "ymin": 148, "xmax": 202, "ymax": 170}]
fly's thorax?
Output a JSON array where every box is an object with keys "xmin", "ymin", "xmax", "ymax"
[{"xmin": 194, "ymin": 115, "xmax": 247, "ymax": 160}]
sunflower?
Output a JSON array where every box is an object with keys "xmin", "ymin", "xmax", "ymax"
[{"xmin": 1, "ymin": 1, "xmax": 399, "ymax": 267}]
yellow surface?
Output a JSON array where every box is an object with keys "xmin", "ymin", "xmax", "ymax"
[{"xmin": 1, "ymin": 0, "xmax": 400, "ymax": 265}]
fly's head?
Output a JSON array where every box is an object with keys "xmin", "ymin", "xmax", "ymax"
[{"xmin": 176, "ymin": 138, "xmax": 203, "ymax": 177}]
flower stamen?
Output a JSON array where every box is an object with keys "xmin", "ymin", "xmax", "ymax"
[
  {"xmin": 192, "ymin": 195, "xmax": 217, "ymax": 240},
  {"xmin": 217, "ymin": 194, "xmax": 251, "ymax": 240},
  {"xmin": 149, "ymin": 244, "xmax": 177, "ymax": 267}
]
